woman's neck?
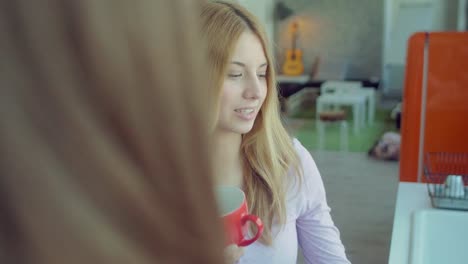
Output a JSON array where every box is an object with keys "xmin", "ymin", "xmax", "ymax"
[{"xmin": 212, "ymin": 131, "xmax": 244, "ymax": 187}]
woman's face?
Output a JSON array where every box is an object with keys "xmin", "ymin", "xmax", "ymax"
[{"xmin": 217, "ymin": 31, "xmax": 268, "ymax": 135}]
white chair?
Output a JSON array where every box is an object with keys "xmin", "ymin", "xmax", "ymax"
[
  {"xmin": 321, "ymin": 81, "xmax": 362, "ymax": 93},
  {"xmin": 285, "ymin": 88, "xmax": 318, "ymax": 115},
  {"xmin": 316, "ymin": 82, "xmax": 367, "ymax": 134},
  {"xmin": 321, "ymin": 81, "xmax": 376, "ymax": 125},
  {"xmin": 316, "ymin": 110, "xmax": 348, "ymax": 151}
]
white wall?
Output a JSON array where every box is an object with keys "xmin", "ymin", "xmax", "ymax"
[
  {"xmin": 382, "ymin": 0, "xmax": 460, "ymax": 95},
  {"xmin": 459, "ymin": 0, "xmax": 467, "ymax": 30},
  {"xmin": 236, "ymin": 0, "xmax": 275, "ymax": 44}
]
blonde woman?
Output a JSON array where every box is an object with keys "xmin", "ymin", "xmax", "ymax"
[
  {"xmin": 201, "ymin": 2, "xmax": 351, "ymax": 263},
  {"xmin": 0, "ymin": 0, "xmax": 224, "ymax": 263}
]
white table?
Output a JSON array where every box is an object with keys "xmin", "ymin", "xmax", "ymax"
[
  {"xmin": 316, "ymin": 93, "xmax": 367, "ymax": 134},
  {"xmin": 319, "ymin": 81, "xmax": 376, "ymax": 126},
  {"xmin": 388, "ymin": 182, "xmax": 431, "ymax": 264},
  {"xmin": 361, "ymin": 88, "xmax": 376, "ymax": 125}
]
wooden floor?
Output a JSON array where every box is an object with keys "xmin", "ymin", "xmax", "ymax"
[{"xmin": 296, "ymin": 150, "xmax": 399, "ymax": 264}]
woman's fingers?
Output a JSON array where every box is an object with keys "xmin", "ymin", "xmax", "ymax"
[{"xmin": 224, "ymin": 244, "xmax": 244, "ymax": 264}]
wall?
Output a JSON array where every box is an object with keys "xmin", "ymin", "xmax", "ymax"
[
  {"xmin": 276, "ymin": 0, "xmax": 384, "ymax": 79},
  {"xmin": 236, "ymin": 0, "xmax": 275, "ymax": 47},
  {"xmin": 382, "ymin": 0, "xmax": 460, "ymax": 95},
  {"xmin": 458, "ymin": 0, "xmax": 467, "ymax": 30}
]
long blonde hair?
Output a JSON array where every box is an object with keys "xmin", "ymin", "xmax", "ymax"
[
  {"xmin": 0, "ymin": 0, "xmax": 224, "ymax": 263},
  {"xmin": 201, "ymin": 1, "xmax": 301, "ymax": 244}
]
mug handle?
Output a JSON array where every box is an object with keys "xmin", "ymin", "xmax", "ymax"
[{"xmin": 238, "ymin": 214, "xmax": 264, "ymax": 247}]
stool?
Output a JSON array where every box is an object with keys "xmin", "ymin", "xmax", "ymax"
[
  {"xmin": 316, "ymin": 110, "xmax": 349, "ymax": 151},
  {"xmin": 316, "ymin": 93, "xmax": 366, "ymax": 134}
]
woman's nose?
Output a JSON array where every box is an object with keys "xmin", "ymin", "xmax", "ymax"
[{"xmin": 243, "ymin": 76, "xmax": 262, "ymax": 100}]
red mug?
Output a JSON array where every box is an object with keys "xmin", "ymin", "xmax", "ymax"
[{"xmin": 216, "ymin": 186, "xmax": 264, "ymax": 247}]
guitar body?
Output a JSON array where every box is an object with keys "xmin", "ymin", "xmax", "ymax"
[
  {"xmin": 282, "ymin": 22, "xmax": 305, "ymax": 76},
  {"xmin": 282, "ymin": 49, "xmax": 304, "ymax": 76}
]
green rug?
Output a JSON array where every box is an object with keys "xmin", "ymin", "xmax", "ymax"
[{"xmin": 288, "ymin": 108, "xmax": 395, "ymax": 152}]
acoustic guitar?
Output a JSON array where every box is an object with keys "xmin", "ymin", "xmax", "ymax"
[{"xmin": 282, "ymin": 22, "xmax": 304, "ymax": 76}]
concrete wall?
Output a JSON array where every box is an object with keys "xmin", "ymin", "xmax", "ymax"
[{"xmin": 276, "ymin": 0, "xmax": 384, "ymax": 79}]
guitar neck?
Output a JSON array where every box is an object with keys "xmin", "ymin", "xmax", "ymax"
[
  {"xmin": 291, "ymin": 22, "xmax": 299, "ymax": 51},
  {"xmin": 292, "ymin": 31, "xmax": 297, "ymax": 50}
]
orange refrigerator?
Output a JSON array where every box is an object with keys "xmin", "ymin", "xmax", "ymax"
[{"xmin": 399, "ymin": 32, "xmax": 468, "ymax": 182}]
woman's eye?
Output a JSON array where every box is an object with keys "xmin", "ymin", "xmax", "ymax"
[
  {"xmin": 228, "ymin": 73, "xmax": 242, "ymax": 78},
  {"xmin": 258, "ymin": 73, "xmax": 267, "ymax": 78}
]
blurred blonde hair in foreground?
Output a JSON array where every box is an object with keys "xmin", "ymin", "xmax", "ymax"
[{"xmin": 0, "ymin": 0, "xmax": 223, "ymax": 263}]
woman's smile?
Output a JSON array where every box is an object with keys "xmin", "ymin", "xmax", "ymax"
[{"xmin": 234, "ymin": 107, "xmax": 257, "ymax": 120}]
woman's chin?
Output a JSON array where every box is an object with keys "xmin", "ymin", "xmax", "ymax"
[
  {"xmin": 231, "ymin": 123, "xmax": 255, "ymax": 135},
  {"xmin": 218, "ymin": 120, "xmax": 255, "ymax": 135}
]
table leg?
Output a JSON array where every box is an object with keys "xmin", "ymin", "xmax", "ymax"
[
  {"xmin": 369, "ymin": 95, "xmax": 375, "ymax": 125},
  {"xmin": 352, "ymin": 103, "xmax": 359, "ymax": 134},
  {"xmin": 316, "ymin": 99, "xmax": 323, "ymax": 121},
  {"xmin": 361, "ymin": 100, "xmax": 366, "ymax": 128},
  {"xmin": 317, "ymin": 120, "xmax": 325, "ymax": 150}
]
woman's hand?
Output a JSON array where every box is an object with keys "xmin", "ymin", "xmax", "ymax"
[{"xmin": 224, "ymin": 244, "xmax": 244, "ymax": 264}]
